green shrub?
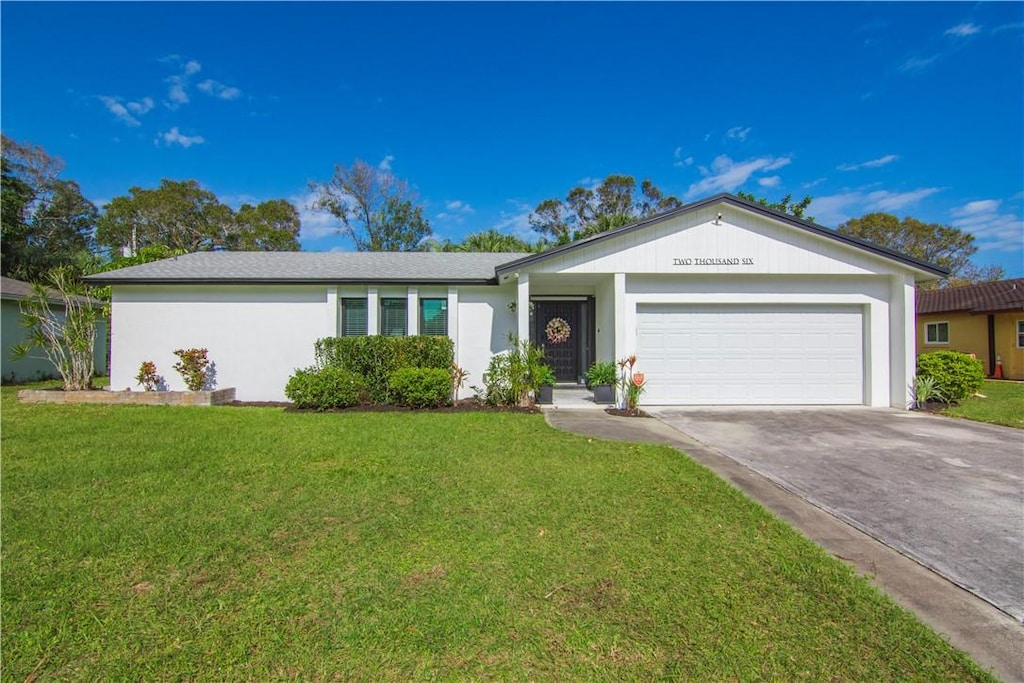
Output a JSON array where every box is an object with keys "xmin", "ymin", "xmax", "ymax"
[
  {"xmin": 916, "ymin": 351, "xmax": 985, "ymax": 403},
  {"xmin": 585, "ymin": 361, "xmax": 617, "ymax": 387},
  {"xmin": 314, "ymin": 336, "xmax": 453, "ymax": 404},
  {"xmin": 285, "ymin": 366, "xmax": 365, "ymax": 410},
  {"xmin": 389, "ymin": 367, "xmax": 452, "ymax": 408}
]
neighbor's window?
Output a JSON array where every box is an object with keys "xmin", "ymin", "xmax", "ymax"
[
  {"xmin": 380, "ymin": 298, "xmax": 408, "ymax": 336},
  {"xmin": 341, "ymin": 298, "xmax": 367, "ymax": 336},
  {"xmin": 925, "ymin": 321, "xmax": 949, "ymax": 344},
  {"xmin": 1017, "ymin": 320, "xmax": 1024, "ymax": 348},
  {"xmin": 419, "ymin": 298, "xmax": 448, "ymax": 336}
]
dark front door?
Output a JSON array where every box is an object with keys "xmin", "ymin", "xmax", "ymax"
[{"xmin": 535, "ymin": 301, "xmax": 581, "ymax": 382}]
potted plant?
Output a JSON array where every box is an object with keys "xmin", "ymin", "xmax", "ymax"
[
  {"xmin": 535, "ymin": 364, "xmax": 556, "ymax": 405},
  {"xmin": 586, "ymin": 361, "xmax": 617, "ymax": 404}
]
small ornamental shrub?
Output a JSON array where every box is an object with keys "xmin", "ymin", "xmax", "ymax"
[
  {"xmin": 314, "ymin": 336, "xmax": 453, "ymax": 404},
  {"xmin": 173, "ymin": 348, "xmax": 211, "ymax": 391},
  {"xmin": 451, "ymin": 363, "xmax": 469, "ymax": 402},
  {"xmin": 135, "ymin": 361, "xmax": 163, "ymax": 391},
  {"xmin": 389, "ymin": 367, "xmax": 452, "ymax": 408},
  {"xmin": 285, "ymin": 366, "xmax": 365, "ymax": 410},
  {"xmin": 585, "ymin": 361, "xmax": 617, "ymax": 387},
  {"xmin": 617, "ymin": 355, "xmax": 647, "ymax": 412},
  {"xmin": 916, "ymin": 351, "xmax": 985, "ymax": 403},
  {"xmin": 483, "ymin": 340, "xmax": 547, "ymax": 407}
]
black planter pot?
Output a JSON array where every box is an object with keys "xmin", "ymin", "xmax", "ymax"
[
  {"xmin": 592, "ymin": 384, "xmax": 614, "ymax": 404},
  {"xmin": 537, "ymin": 385, "xmax": 554, "ymax": 405}
]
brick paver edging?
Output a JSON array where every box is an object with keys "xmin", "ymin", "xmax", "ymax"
[{"xmin": 18, "ymin": 388, "xmax": 236, "ymax": 406}]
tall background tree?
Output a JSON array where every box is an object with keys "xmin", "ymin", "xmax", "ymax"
[
  {"xmin": 528, "ymin": 174, "xmax": 682, "ymax": 245},
  {"xmin": 97, "ymin": 180, "xmax": 301, "ymax": 255},
  {"xmin": 1, "ymin": 135, "xmax": 98, "ymax": 281},
  {"xmin": 311, "ymin": 159, "xmax": 431, "ymax": 251},
  {"xmin": 837, "ymin": 213, "xmax": 1003, "ymax": 288},
  {"xmin": 736, "ymin": 191, "xmax": 814, "ymax": 220}
]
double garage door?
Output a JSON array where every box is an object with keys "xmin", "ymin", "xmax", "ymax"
[{"xmin": 637, "ymin": 304, "xmax": 864, "ymax": 405}]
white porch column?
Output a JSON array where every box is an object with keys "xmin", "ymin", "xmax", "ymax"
[
  {"xmin": 367, "ymin": 287, "xmax": 379, "ymax": 335},
  {"xmin": 447, "ymin": 286, "xmax": 460, "ymax": 359},
  {"xmin": 613, "ymin": 272, "xmax": 626, "ymax": 362},
  {"xmin": 889, "ymin": 273, "xmax": 917, "ymax": 408},
  {"xmin": 407, "ymin": 286, "xmax": 419, "ymax": 335},
  {"xmin": 326, "ymin": 286, "xmax": 339, "ymax": 336},
  {"xmin": 516, "ymin": 272, "xmax": 530, "ymax": 342}
]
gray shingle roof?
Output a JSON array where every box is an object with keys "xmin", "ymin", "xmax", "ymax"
[
  {"xmin": 1, "ymin": 275, "xmax": 105, "ymax": 306},
  {"xmin": 84, "ymin": 251, "xmax": 530, "ymax": 284}
]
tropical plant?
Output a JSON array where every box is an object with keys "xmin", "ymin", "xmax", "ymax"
[
  {"xmin": 10, "ymin": 266, "xmax": 98, "ymax": 391},
  {"xmin": 135, "ymin": 361, "xmax": 163, "ymax": 391},
  {"xmin": 912, "ymin": 375, "xmax": 944, "ymax": 409},
  {"xmin": 451, "ymin": 363, "xmax": 469, "ymax": 403},
  {"xmin": 585, "ymin": 361, "xmax": 617, "ymax": 387},
  {"xmin": 617, "ymin": 355, "xmax": 647, "ymax": 412},
  {"xmin": 172, "ymin": 348, "xmax": 211, "ymax": 391},
  {"xmin": 535, "ymin": 364, "xmax": 557, "ymax": 387},
  {"xmin": 482, "ymin": 340, "xmax": 547, "ymax": 407}
]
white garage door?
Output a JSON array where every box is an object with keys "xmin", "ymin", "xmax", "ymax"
[{"xmin": 636, "ymin": 304, "xmax": 864, "ymax": 405}]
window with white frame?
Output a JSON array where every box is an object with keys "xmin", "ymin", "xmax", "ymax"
[
  {"xmin": 1017, "ymin": 320, "xmax": 1024, "ymax": 348},
  {"xmin": 419, "ymin": 298, "xmax": 448, "ymax": 336},
  {"xmin": 925, "ymin": 321, "xmax": 949, "ymax": 344}
]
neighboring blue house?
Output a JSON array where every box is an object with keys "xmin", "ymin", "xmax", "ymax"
[{"xmin": 1, "ymin": 275, "xmax": 108, "ymax": 383}]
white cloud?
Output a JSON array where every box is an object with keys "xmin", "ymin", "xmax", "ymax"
[
  {"xmin": 758, "ymin": 176, "xmax": 781, "ymax": 188},
  {"xmin": 125, "ymin": 97, "xmax": 155, "ymax": 115},
  {"xmin": 802, "ymin": 177, "xmax": 827, "ymax": 189},
  {"xmin": 167, "ymin": 78, "xmax": 189, "ymax": 106},
  {"xmin": 726, "ymin": 126, "xmax": 752, "ymax": 141},
  {"xmin": 686, "ymin": 155, "xmax": 791, "ymax": 197},
  {"xmin": 673, "ymin": 146, "xmax": 693, "ymax": 167},
  {"xmin": 945, "ymin": 23, "xmax": 981, "ymax": 37},
  {"xmin": 951, "ymin": 199, "xmax": 1024, "ymax": 252},
  {"xmin": 157, "ymin": 126, "xmax": 205, "ymax": 148},
  {"xmin": 163, "ymin": 58, "xmax": 202, "ymax": 108},
  {"xmin": 378, "ymin": 155, "xmax": 394, "ymax": 172},
  {"xmin": 98, "ymin": 96, "xmax": 140, "ymax": 126},
  {"xmin": 837, "ymin": 154, "xmax": 899, "ymax": 171},
  {"xmin": 490, "ymin": 200, "xmax": 540, "ymax": 243},
  {"xmin": 993, "ymin": 22, "xmax": 1024, "ymax": 33},
  {"xmin": 900, "ymin": 55, "xmax": 938, "ymax": 72},
  {"xmin": 184, "ymin": 60, "xmax": 202, "ymax": 75},
  {"xmin": 811, "ymin": 187, "xmax": 941, "ymax": 227},
  {"xmin": 197, "ymin": 79, "xmax": 242, "ymax": 100},
  {"xmin": 293, "ymin": 189, "xmax": 341, "ymax": 242},
  {"xmin": 437, "ymin": 199, "xmax": 476, "ymax": 222}
]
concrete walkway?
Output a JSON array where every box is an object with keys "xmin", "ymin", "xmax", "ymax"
[{"xmin": 544, "ymin": 409, "xmax": 1024, "ymax": 683}]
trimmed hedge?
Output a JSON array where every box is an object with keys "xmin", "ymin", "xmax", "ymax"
[
  {"xmin": 389, "ymin": 367, "xmax": 452, "ymax": 408},
  {"xmin": 314, "ymin": 336, "xmax": 453, "ymax": 404},
  {"xmin": 917, "ymin": 350, "xmax": 985, "ymax": 403},
  {"xmin": 284, "ymin": 366, "xmax": 365, "ymax": 410}
]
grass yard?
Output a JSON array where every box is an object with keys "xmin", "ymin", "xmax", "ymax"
[
  {"xmin": 944, "ymin": 380, "xmax": 1024, "ymax": 428},
  {"xmin": 1, "ymin": 383, "xmax": 992, "ymax": 681}
]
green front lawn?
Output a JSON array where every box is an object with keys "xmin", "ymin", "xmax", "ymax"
[
  {"xmin": 944, "ymin": 380, "xmax": 1024, "ymax": 428},
  {"xmin": 1, "ymin": 384, "xmax": 991, "ymax": 680}
]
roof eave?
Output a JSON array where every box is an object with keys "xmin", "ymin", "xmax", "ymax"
[{"xmin": 86, "ymin": 276, "xmax": 502, "ymax": 286}]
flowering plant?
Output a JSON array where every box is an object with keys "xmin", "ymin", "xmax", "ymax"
[
  {"xmin": 545, "ymin": 317, "xmax": 571, "ymax": 344},
  {"xmin": 617, "ymin": 355, "xmax": 647, "ymax": 413}
]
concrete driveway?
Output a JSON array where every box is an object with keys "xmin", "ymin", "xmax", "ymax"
[{"xmin": 649, "ymin": 407, "xmax": 1024, "ymax": 622}]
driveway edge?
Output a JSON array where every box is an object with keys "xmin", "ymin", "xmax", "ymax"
[{"xmin": 545, "ymin": 410, "xmax": 1024, "ymax": 683}]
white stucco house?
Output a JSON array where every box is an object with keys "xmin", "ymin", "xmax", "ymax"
[{"xmin": 87, "ymin": 194, "xmax": 945, "ymax": 407}]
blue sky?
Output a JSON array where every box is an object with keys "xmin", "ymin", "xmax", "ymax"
[{"xmin": 2, "ymin": 2, "xmax": 1022, "ymax": 275}]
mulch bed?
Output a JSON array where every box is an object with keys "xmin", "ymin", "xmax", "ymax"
[{"xmin": 229, "ymin": 398, "xmax": 540, "ymax": 414}]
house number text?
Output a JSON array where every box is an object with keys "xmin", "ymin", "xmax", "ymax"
[{"xmin": 672, "ymin": 257, "xmax": 754, "ymax": 266}]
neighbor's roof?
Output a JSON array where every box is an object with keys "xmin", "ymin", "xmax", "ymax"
[
  {"xmin": 84, "ymin": 251, "xmax": 531, "ymax": 285},
  {"xmin": 495, "ymin": 193, "xmax": 949, "ymax": 278},
  {"xmin": 916, "ymin": 278, "xmax": 1024, "ymax": 315},
  {"xmin": 1, "ymin": 275, "xmax": 104, "ymax": 306}
]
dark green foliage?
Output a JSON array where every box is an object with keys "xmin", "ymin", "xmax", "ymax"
[
  {"xmin": 917, "ymin": 351, "xmax": 986, "ymax": 403},
  {"xmin": 585, "ymin": 361, "xmax": 618, "ymax": 387},
  {"xmin": 314, "ymin": 336, "xmax": 453, "ymax": 404},
  {"xmin": 284, "ymin": 366, "xmax": 365, "ymax": 410},
  {"xmin": 482, "ymin": 340, "xmax": 547, "ymax": 407},
  {"xmin": 389, "ymin": 367, "xmax": 452, "ymax": 408},
  {"xmin": 736, "ymin": 191, "xmax": 814, "ymax": 221}
]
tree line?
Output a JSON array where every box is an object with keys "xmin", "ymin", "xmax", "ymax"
[{"xmin": 1, "ymin": 134, "xmax": 1003, "ymax": 288}]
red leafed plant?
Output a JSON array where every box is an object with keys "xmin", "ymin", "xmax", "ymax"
[
  {"xmin": 172, "ymin": 348, "xmax": 211, "ymax": 391},
  {"xmin": 135, "ymin": 361, "xmax": 163, "ymax": 391}
]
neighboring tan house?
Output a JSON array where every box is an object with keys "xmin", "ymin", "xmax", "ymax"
[
  {"xmin": 916, "ymin": 278, "xmax": 1024, "ymax": 380},
  {"xmin": 87, "ymin": 193, "xmax": 946, "ymax": 407},
  {"xmin": 1, "ymin": 275, "xmax": 109, "ymax": 383}
]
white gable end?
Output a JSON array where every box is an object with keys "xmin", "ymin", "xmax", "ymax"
[{"xmin": 524, "ymin": 204, "xmax": 919, "ymax": 278}]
